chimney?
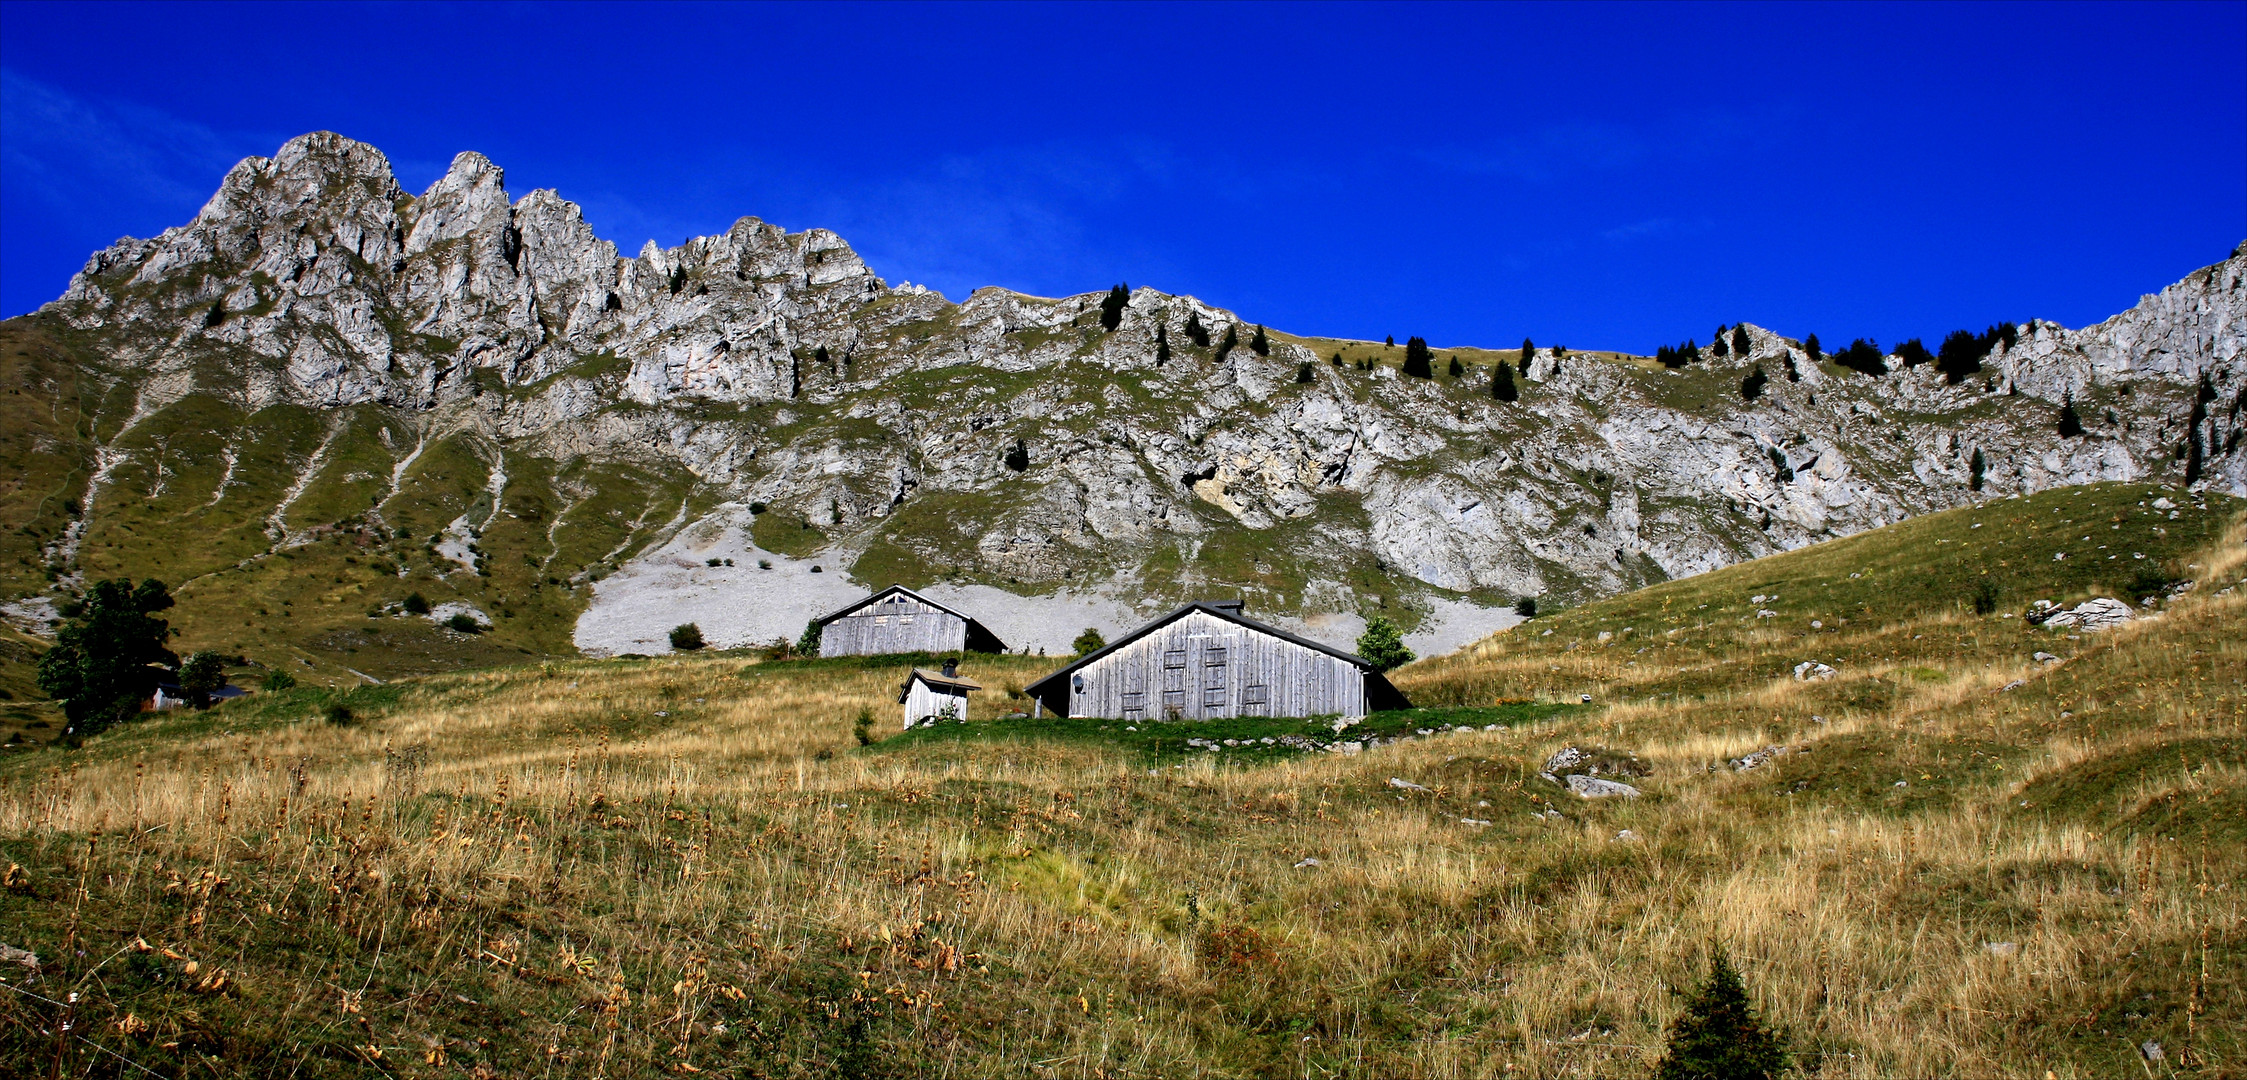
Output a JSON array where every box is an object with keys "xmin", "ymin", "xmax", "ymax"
[{"xmin": 942, "ymin": 658, "xmax": 958, "ymax": 678}]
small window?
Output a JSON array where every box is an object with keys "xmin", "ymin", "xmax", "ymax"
[
  {"xmin": 1202, "ymin": 686, "xmax": 1228, "ymax": 707},
  {"xmin": 1163, "ymin": 650, "xmax": 1187, "ymax": 669},
  {"xmin": 1204, "ymin": 646, "xmax": 1227, "ymax": 665},
  {"xmin": 1121, "ymin": 692, "xmax": 1145, "ymax": 713},
  {"xmin": 1241, "ymin": 684, "xmax": 1269, "ymax": 705},
  {"xmin": 1162, "ymin": 688, "xmax": 1187, "ymax": 706}
]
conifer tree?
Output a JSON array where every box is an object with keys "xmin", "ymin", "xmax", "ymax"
[
  {"xmin": 1835, "ymin": 339, "xmax": 1887, "ymax": 376},
  {"xmin": 1520, "ymin": 337, "xmax": 1536, "ymax": 371},
  {"xmin": 1385, "ymin": 335, "xmax": 1395, "ymax": 347},
  {"xmin": 1740, "ymin": 366, "xmax": 1768, "ymax": 402},
  {"xmin": 1296, "ymin": 361, "xmax": 1314, "ymax": 383},
  {"xmin": 1447, "ymin": 355, "xmax": 1465, "ymax": 378},
  {"xmin": 1711, "ymin": 329, "xmax": 1730, "ymax": 358},
  {"xmin": 1732, "ymin": 324, "xmax": 1753, "ymax": 357},
  {"xmin": 1184, "ymin": 311, "xmax": 1210, "ymax": 347},
  {"xmin": 1552, "ymin": 344, "xmax": 1567, "ymax": 359},
  {"xmin": 1250, "ymin": 324, "xmax": 1270, "ymax": 356},
  {"xmin": 1099, "ymin": 283, "xmax": 1130, "ymax": 331},
  {"xmin": 1803, "ymin": 333, "xmax": 1822, "ymax": 362},
  {"xmin": 2056, "ymin": 396, "xmax": 2084, "ymax": 438},
  {"xmin": 1155, "ymin": 323, "xmax": 1171, "ymax": 364},
  {"xmin": 1784, "ymin": 352, "xmax": 1801, "ymax": 382},
  {"xmin": 1654, "ymin": 951, "xmax": 1790, "ymax": 1080},
  {"xmin": 1356, "ymin": 616, "xmax": 1414, "ymax": 672},
  {"xmin": 1402, "ymin": 337, "xmax": 1434, "ymax": 378},
  {"xmin": 1936, "ymin": 329, "xmax": 1986, "ymax": 383},
  {"xmin": 1969, "ymin": 447, "xmax": 1987, "ymax": 491},
  {"xmin": 1331, "ymin": 352, "xmax": 1344, "ymax": 367},
  {"xmin": 1895, "ymin": 338, "xmax": 1933, "ymax": 368},
  {"xmin": 1492, "ymin": 361, "xmax": 1517, "ymax": 402},
  {"xmin": 1004, "ymin": 438, "xmax": 1031, "ymax": 471},
  {"xmin": 1213, "ymin": 324, "xmax": 1239, "ymax": 364}
]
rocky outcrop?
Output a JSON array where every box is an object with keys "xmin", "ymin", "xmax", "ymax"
[{"xmin": 25, "ymin": 133, "xmax": 2247, "ymax": 645}]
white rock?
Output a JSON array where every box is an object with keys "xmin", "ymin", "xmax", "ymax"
[
  {"xmin": 1387, "ymin": 777, "xmax": 1431, "ymax": 792},
  {"xmin": 2039, "ymin": 597, "xmax": 2133, "ymax": 631},
  {"xmin": 1793, "ymin": 661, "xmax": 1837, "ymax": 681},
  {"xmin": 1566, "ymin": 775, "xmax": 1640, "ymax": 798}
]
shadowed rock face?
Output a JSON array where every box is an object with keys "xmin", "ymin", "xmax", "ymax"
[{"xmin": 26, "ymin": 132, "xmax": 2247, "ymax": 646}]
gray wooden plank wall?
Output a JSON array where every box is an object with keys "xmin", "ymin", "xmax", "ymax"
[
  {"xmin": 903, "ymin": 680, "xmax": 969, "ymax": 728},
  {"xmin": 1067, "ymin": 611, "xmax": 1366, "ymax": 720},
  {"xmin": 822, "ymin": 594, "xmax": 968, "ymax": 656}
]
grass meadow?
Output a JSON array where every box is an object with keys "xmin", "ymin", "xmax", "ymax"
[{"xmin": 0, "ymin": 482, "xmax": 2239, "ymax": 1077}]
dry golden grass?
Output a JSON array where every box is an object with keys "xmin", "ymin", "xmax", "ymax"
[{"xmin": 0, "ymin": 502, "xmax": 2240, "ymax": 1077}]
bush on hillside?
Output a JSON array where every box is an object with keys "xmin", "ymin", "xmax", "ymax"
[
  {"xmin": 1213, "ymin": 325, "xmax": 1238, "ymax": 364},
  {"xmin": 1803, "ymin": 333, "xmax": 1822, "ymax": 362},
  {"xmin": 670, "ymin": 623, "xmax": 706, "ymax": 651},
  {"xmin": 1357, "ymin": 616, "xmax": 1414, "ymax": 672},
  {"xmin": 445, "ymin": 613, "xmax": 482, "ymax": 634},
  {"xmin": 1711, "ymin": 327, "xmax": 1730, "ymax": 358},
  {"xmin": 261, "ymin": 670, "xmax": 297, "ymax": 692},
  {"xmin": 1654, "ymin": 950, "xmax": 1791, "ymax": 1080},
  {"xmin": 1969, "ymin": 447, "xmax": 1987, "ymax": 491},
  {"xmin": 1004, "ymin": 438, "xmax": 1030, "ymax": 472},
  {"xmin": 1971, "ymin": 578, "xmax": 2000, "ymax": 615},
  {"xmin": 853, "ymin": 707, "xmax": 875, "ymax": 746},
  {"xmin": 1296, "ymin": 361, "xmax": 1314, "ymax": 383},
  {"xmin": 1099, "ymin": 283, "xmax": 1129, "ymax": 331},
  {"xmin": 1402, "ymin": 337, "xmax": 1433, "ymax": 379},
  {"xmin": 1741, "ymin": 366, "xmax": 1768, "ymax": 402},
  {"xmin": 1513, "ymin": 596, "xmax": 1538, "ymax": 617},
  {"xmin": 1071, "ymin": 627, "xmax": 1106, "ymax": 657},
  {"xmin": 403, "ymin": 592, "xmax": 431, "ymax": 615},
  {"xmin": 1447, "ymin": 355, "xmax": 1465, "ymax": 378}
]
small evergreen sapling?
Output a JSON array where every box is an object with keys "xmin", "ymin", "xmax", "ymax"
[
  {"xmin": 796, "ymin": 619, "xmax": 823, "ymax": 657},
  {"xmin": 1969, "ymin": 447, "xmax": 1987, "ymax": 491},
  {"xmin": 1447, "ymin": 355, "xmax": 1465, "ymax": 378},
  {"xmin": 1972, "ymin": 578, "xmax": 2000, "ymax": 615},
  {"xmin": 1356, "ymin": 616, "xmax": 1414, "ymax": 672},
  {"xmin": 1654, "ymin": 950, "xmax": 1791, "ymax": 1080}
]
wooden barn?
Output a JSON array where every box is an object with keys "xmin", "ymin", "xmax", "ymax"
[
  {"xmin": 812, "ymin": 585, "xmax": 1008, "ymax": 658},
  {"xmin": 898, "ymin": 659, "xmax": 980, "ymax": 728},
  {"xmin": 1024, "ymin": 601, "xmax": 1409, "ymax": 721}
]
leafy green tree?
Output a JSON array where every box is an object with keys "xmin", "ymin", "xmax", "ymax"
[
  {"xmin": 1740, "ymin": 366, "xmax": 1768, "ymax": 402},
  {"xmin": 178, "ymin": 650, "xmax": 227, "ymax": 709},
  {"xmin": 1249, "ymin": 324, "xmax": 1270, "ymax": 356},
  {"xmin": 1099, "ymin": 283, "xmax": 1129, "ymax": 331},
  {"xmin": 669, "ymin": 623, "xmax": 706, "ymax": 651},
  {"xmin": 1447, "ymin": 355, "xmax": 1465, "ymax": 378},
  {"xmin": 1184, "ymin": 311, "xmax": 1211, "ymax": 347},
  {"xmin": 1654, "ymin": 950, "xmax": 1791, "ymax": 1080},
  {"xmin": 1155, "ymin": 323, "xmax": 1171, "ymax": 364},
  {"xmin": 2056, "ymin": 396, "xmax": 2085, "ymax": 438},
  {"xmin": 37, "ymin": 577, "xmax": 179, "ymax": 737},
  {"xmin": 1356, "ymin": 616, "xmax": 1414, "ymax": 672},
  {"xmin": 1401, "ymin": 337, "xmax": 1433, "ymax": 379},
  {"xmin": 796, "ymin": 619, "xmax": 823, "ymax": 657},
  {"xmin": 1492, "ymin": 361, "xmax": 1518, "ymax": 402},
  {"xmin": 1071, "ymin": 627, "xmax": 1107, "ymax": 657}
]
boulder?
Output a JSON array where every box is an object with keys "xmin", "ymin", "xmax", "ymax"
[
  {"xmin": 1794, "ymin": 661, "xmax": 1837, "ymax": 681},
  {"xmin": 2039, "ymin": 598, "xmax": 2134, "ymax": 632},
  {"xmin": 1566, "ymin": 774, "xmax": 1641, "ymax": 799}
]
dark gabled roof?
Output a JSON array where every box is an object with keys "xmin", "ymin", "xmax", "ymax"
[
  {"xmin": 1024, "ymin": 601, "xmax": 1378, "ymax": 696},
  {"xmin": 897, "ymin": 668, "xmax": 983, "ymax": 702},
  {"xmin": 815, "ymin": 584, "xmax": 974, "ymax": 626}
]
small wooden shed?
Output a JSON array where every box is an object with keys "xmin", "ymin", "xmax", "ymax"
[
  {"xmin": 1023, "ymin": 601, "xmax": 1410, "ymax": 721},
  {"xmin": 813, "ymin": 585, "xmax": 1008, "ymax": 658},
  {"xmin": 899, "ymin": 659, "xmax": 980, "ymax": 728}
]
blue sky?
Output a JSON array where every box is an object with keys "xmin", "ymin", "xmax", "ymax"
[{"xmin": 3, "ymin": 1, "xmax": 2242, "ymax": 352}]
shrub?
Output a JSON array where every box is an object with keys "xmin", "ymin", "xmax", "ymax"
[
  {"xmin": 749, "ymin": 501, "xmax": 768, "ymax": 515},
  {"xmin": 1655, "ymin": 950, "xmax": 1790, "ymax": 1080},
  {"xmin": 706, "ymin": 557, "xmax": 723, "ymax": 567},
  {"xmin": 853, "ymin": 707, "xmax": 875, "ymax": 747},
  {"xmin": 261, "ymin": 670, "xmax": 297, "ymax": 692},
  {"xmin": 1740, "ymin": 366, "xmax": 1768, "ymax": 402},
  {"xmin": 1071, "ymin": 627, "xmax": 1107, "ymax": 657},
  {"xmin": 445, "ymin": 613, "xmax": 481, "ymax": 634},
  {"xmin": 1183, "ymin": 310, "xmax": 1211, "ymax": 347},
  {"xmin": 325, "ymin": 701, "xmax": 355, "ymax": 726},
  {"xmin": 1732, "ymin": 325, "xmax": 1752, "ymax": 357},
  {"xmin": 1356, "ymin": 616, "xmax": 1414, "ymax": 672},
  {"xmin": 1099, "ymin": 283, "xmax": 1129, "ymax": 331},
  {"xmin": 1213, "ymin": 325, "xmax": 1238, "ymax": 364},
  {"xmin": 178, "ymin": 650, "xmax": 226, "ymax": 709},
  {"xmin": 403, "ymin": 592, "xmax": 431, "ymax": 615},
  {"xmin": 1401, "ymin": 337, "xmax": 1433, "ymax": 379},
  {"xmin": 669, "ymin": 623, "xmax": 706, "ymax": 651},
  {"xmin": 2128, "ymin": 563, "xmax": 2183, "ymax": 599},
  {"xmin": 1513, "ymin": 597, "xmax": 1538, "ymax": 618},
  {"xmin": 1971, "ymin": 578, "xmax": 2000, "ymax": 615},
  {"xmin": 1004, "ymin": 438, "xmax": 1030, "ymax": 472}
]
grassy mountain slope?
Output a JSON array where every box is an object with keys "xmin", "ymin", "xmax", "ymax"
[{"xmin": 0, "ymin": 483, "xmax": 2237, "ymax": 1076}]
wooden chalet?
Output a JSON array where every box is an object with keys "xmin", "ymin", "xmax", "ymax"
[
  {"xmin": 813, "ymin": 585, "xmax": 1007, "ymax": 657},
  {"xmin": 1023, "ymin": 601, "xmax": 1409, "ymax": 721}
]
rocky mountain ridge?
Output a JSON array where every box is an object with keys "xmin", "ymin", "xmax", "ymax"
[{"xmin": 5, "ymin": 131, "xmax": 2241, "ymax": 676}]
